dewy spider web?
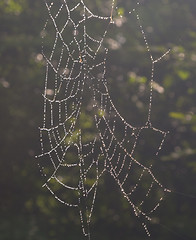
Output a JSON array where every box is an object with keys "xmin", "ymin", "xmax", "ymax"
[{"xmin": 36, "ymin": 0, "xmax": 171, "ymax": 238}]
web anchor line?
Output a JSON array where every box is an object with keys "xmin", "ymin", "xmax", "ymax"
[{"xmin": 37, "ymin": 0, "xmax": 171, "ymax": 239}]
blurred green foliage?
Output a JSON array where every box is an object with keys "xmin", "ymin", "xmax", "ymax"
[
  {"xmin": 0, "ymin": 0, "xmax": 26, "ymax": 15},
  {"xmin": 0, "ymin": 0, "xmax": 196, "ymax": 240}
]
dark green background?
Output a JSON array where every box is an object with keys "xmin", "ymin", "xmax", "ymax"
[{"xmin": 0, "ymin": 0, "xmax": 196, "ymax": 239}]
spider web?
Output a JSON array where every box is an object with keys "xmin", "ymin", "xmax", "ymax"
[{"xmin": 36, "ymin": 0, "xmax": 171, "ymax": 238}]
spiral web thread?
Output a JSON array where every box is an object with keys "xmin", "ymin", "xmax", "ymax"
[{"xmin": 36, "ymin": 0, "xmax": 171, "ymax": 238}]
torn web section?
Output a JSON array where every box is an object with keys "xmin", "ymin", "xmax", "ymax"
[
  {"xmin": 93, "ymin": 97, "xmax": 168, "ymax": 236},
  {"xmin": 90, "ymin": 5, "xmax": 170, "ymax": 236},
  {"xmin": 92, "ymin": 87, "xmax": 156, "ymax": 233}
]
